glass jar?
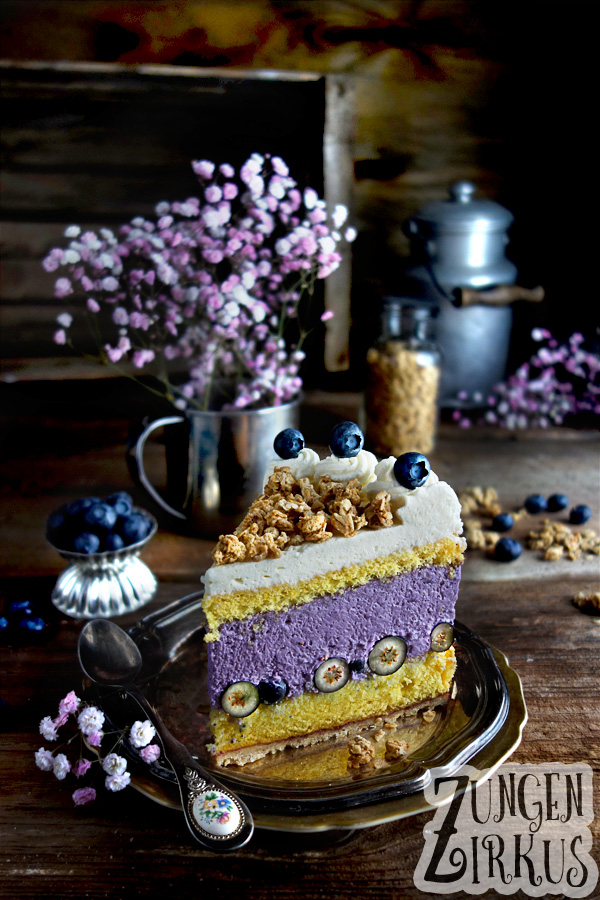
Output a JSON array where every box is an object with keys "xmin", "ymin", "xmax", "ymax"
[{"xmin": 365, "ymin": 298, "xmax": 441, "ymax": 456}]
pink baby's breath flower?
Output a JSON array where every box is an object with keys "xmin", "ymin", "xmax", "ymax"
[
  {"xmin": 73, "ymin": 758, "xmax": 92, "ymax": 778},
  {"xmin": 53, "ymin": 712, "xmax": 69, "ymax": 728},
  {"xmin": 320, "ymin": 310, "xmax": 334, "ymax": 322},
  {"xmin": 73, "ymin": 787, "xmax": 96, "ymax": 806},
  {"xmin": 140, "ymin": 744, "xmax": 161, "ymax": 764},
  {"xmin": 87, "ymin": 731, "xmax": 103, "ymax": 748},
  {"xmin": 204, "ymin": 185, "xmax": 222, "ymax": 203},
  {"xmin": 55, "ymin": 277, "xmax": 73, "ymax": 298},
  {"xmin": 271, "ymin": 156, "xmax": 289, "ymax": 176},
  {"xmin": 53, "ymin": 329, "xmax": 67, "ymax": 346},
  {"xmin": 105, "ymin": 772, "xmax": 131, "ymax": 792},
  {"xmin": 223, "ymin": 182, "xmax": 238, "ymax": 200},
  {"xmin": 59, "ymin": 691, "xmax": 80, "ymax": 718},
  {"xmin": 52, "ymin": 753, "xmax": 71, "ymax": 780},
  {"xmin": 35, "ymin": 747, "xmax": 55, "ymax": 771},
  {"xmin": 40, "ymin": 716, "xmax": 58, "ymax": 741},
  {"xmin": 192, "ymin": 159, "xmax": 215, "ymax": 179},
  {"xmin": 132, "ymin": 349, "xmax": 155, "ymax": 368}
]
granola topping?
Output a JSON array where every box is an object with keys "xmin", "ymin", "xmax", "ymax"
[{"xmin": 212, "ymin": 467, "xmax": 394, "ymax": 565}]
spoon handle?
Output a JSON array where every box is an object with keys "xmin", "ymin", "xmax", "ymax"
[{"xmin": 129, "ymin": 686, "xmax": 254, "ymax": 851}]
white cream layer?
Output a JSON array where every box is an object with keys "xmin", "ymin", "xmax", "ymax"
[{"xmin": 202, "ymin": 475, "xmax": 464, "ymax": 598}]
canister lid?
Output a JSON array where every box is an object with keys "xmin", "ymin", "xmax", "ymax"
[{"xmin": 410, "ymin": 181, "xmax": 514, "ymax": 233}]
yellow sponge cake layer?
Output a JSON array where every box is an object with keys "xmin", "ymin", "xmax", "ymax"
[
  {"xmin": 204, "ymin": 537, "xmax": 463, "ymax": 641},
  {"xmin": 209, "ymin": 647, "xmax": 456, "ymax": 765}
]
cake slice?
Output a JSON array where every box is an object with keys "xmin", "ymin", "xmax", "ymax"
[{"xmin": 201, "ymin": 423, "xmax": 465, "ymax": 767}]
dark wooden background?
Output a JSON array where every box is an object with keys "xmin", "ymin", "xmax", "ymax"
[{"xmin": 1, "ymin": 0, "xmax": 598, "ymax": 402}]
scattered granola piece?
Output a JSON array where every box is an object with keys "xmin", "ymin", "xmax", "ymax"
[
  {"xmin": 573, "ymin": 590, "xmax": 600, "ymax": 611},
  {"xmin": 385, "ymin": 738, "xmax": 409, "ymax": 761},
  {"xmin": 544, "ymin": 545, "xmax": 564, "ymax": 561},
  {"xmin": 347, "ymin": 735, "xmax": 375, "ymax": 768},
  {"xmin": 422, "ymin": 709, "xmax": 437, "ymax": 724},
  {"xmin": 373, "ymin": 729, "xmax": 386, "ymax": 743}
]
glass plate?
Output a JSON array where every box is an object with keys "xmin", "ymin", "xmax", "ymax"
[{"xmin": 87, "ymin": 593, "xmax": 527, "ymax": 833}]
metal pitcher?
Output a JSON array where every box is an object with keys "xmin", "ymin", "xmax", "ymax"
[
  {"xmin": 404, "ymin": 181, "xmax": 518, "ymax": 405},
  {"xmin": 128, "ymin": 400, "xmax": 300, "ymax": 538}
]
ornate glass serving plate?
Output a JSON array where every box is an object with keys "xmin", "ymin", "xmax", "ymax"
[{"xmin": 87, "ymin": 593, "xmax": 527, "ymax": 832}]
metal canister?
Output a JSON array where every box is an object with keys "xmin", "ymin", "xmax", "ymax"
[{"xmin": 404, "ymin": 181, "xmax": 518, "ymax": 406}]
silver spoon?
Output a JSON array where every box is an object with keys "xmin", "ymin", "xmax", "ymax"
[{"xmin": 77, "ymin": 618, "xmax": 254, "ymax": 851}]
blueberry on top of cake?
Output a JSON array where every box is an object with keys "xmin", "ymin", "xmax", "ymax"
[{"xmin": 201, "ymin": 426, "xmax": 465, "ymax": 767}]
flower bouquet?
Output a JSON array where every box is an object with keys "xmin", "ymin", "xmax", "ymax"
[{"xmin": 44, "ymin": 153, "xmax": 355, "ymax": 411}]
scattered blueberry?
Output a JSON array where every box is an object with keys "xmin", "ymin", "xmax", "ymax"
[
  {"xmin": 119, "ymin": 512, "xmax": 152, "ymax": 545},
  {"xmin": 492, "ymin": 513, "xmax": 514, "ymax": 533},
  {"xmin": 569, "ymin": 505, "xmax": 592, "ymax": 525},
  {"xmin": 258, "ymin": 680, "xmax": 288, "ymax": 705},
  {"xmin": 106, "ymin": 491, "xmax": 134, "ymax": 517},
  {"xmin": 18, "ymin": 617, "xmax": 47, "ymax": 633},
  {"xmin": 9, "ymin": 599, "xmax": 33, "ymax": 616},
  {"xmin": 393, "ymin": 452, "xmax": 431, "ymax": 490},
  {"xmin": 104, "ymin": 532, "xmax": 125, "ymax": 552},
  {"xmin": 73, "ymin": 532, "xmax": 101, "ymax": 554},
  {"xmin": 547, "ymin": 493, "xmax": 569, "ymax": 512},
  {"xmin": 329, "ymin": 422, "xmax": 364, "ymax": 459},
  {"xmin": 524, "ymin": 494, "xmax": 547, "ymax": 514},
  {"xmin": 83, "ymin": 502, "xmax": 118, "ymax": 532},
  {"xmin": 349, "ymin": 659, "xmax": 366, "ymax": 674},
  {"xmin": 494, "ymin": 537, "xmax": 523, "ymax": 562},
  {"xmin": 273, "ymin": 428, "xmax": 305, "ymax": 460}
]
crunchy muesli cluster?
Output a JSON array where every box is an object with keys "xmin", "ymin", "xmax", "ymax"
[
  {"xmin": 459, "ymin": 486, "xmax": 529, "ymax": 552},
  {"xmin": 384, "ymin": 738, "xmax": 409, "ymax": 761},
  {"xmin": 212, "ymin": 468, "xmax": 394, "ymax": 565},
  {"xmin": 572, "ymin": 590, "xmax": 600, "ymax": 611},
  {"xmin": 458, "ymin": 486, "xmax": 504, "ymax": 520},
  {"xmin": 347, "ymin": 735, "xmax": 375, "ymax": 768},
  {"xmin": 525, "ymin": 520, "xmax": 600, "ymax": 561}
]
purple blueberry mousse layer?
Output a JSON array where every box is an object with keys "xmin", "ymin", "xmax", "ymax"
[{"xmin": 207, "ymin": 563, "xmax": 461, "ymax": 706}]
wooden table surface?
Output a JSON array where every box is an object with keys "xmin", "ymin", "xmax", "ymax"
[{"xmin": 1, "ymin": 394, "xmax": 599, "ymax": 900}]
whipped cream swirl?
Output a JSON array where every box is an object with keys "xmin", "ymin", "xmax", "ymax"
[
  {"xmin": 313, "ymin": 449, "xmax": 378, "ymax": 487},
  {"xmin": 263, "ymin": 448, "xmax": 320, "ymax": 486}
]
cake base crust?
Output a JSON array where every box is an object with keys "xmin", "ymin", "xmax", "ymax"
[{"xmin": 212, "ymin": 693, "xmax": 450, "ymax": 767}]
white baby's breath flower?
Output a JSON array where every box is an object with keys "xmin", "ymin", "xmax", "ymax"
[
  {"xmin": 39, "ymin": 716, "xmax": 58, "ymax": 741},
  {"xmin": 332, "ymin": 204, "xmax": 348, "ymax": 228},
  {"xmin": 63, "ymin": 249, "xmax": 81, "ymax": 264},
  {"xmin": 52, "ymin": 753, "xmax": 71, "ymax": 780},
  {"xmin": 56, "ymin": 313, "xmax": 73, "ymax": 329},
  {"xmin": 344, "ymin": 226, "xmax": 357, "ymax": 242},
  {"xmin": 105, "ymin": 772, "xmax": 131, "ymax": 792},
  {"xmin": 129, "ymin": 719, "xmax": 156, "ymax": 749},
  {"xmin": 35, "ymin": 747, "xmax": 55, "ymax": 771},
  {"xmin": 318, "ymin": 236, "xmax": 336, "ymax": 255},
  {"xmin": 102, "ymin": 752, "xmax": 127, "ymax": 776},
  {"xmin": 64, "ymin": 225, "xmax": 81, "ymax": 238},
  {"xmin": 77, "ymin": 706, "xmax": 105, "ymax": 736}
]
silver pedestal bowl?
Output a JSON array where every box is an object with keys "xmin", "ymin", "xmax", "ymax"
[{"xmin": 49, "ymin": 512, "xmax": 158, "ymax": 619}]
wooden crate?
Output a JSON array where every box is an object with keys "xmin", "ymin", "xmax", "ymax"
[{"xmin": 0, "ymin": 60, "xmax": 354, "ymax": 386}]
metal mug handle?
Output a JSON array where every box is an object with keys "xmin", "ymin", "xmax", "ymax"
[{"xmin": 131, "ymin": 416, "xmax": 187, "ymax": 520}]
